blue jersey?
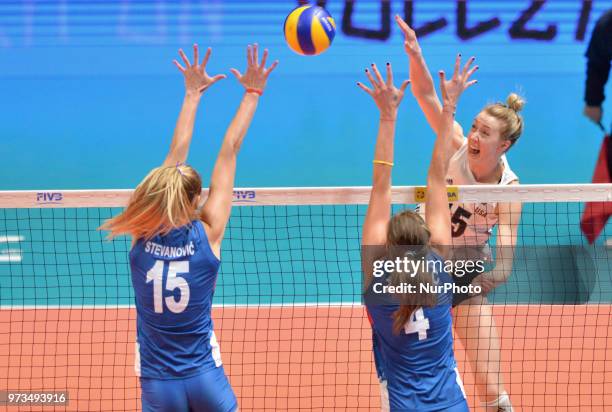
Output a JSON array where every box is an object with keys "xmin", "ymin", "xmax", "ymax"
[
  {"xmin": 365, "ymin": 252, "xmax": 467, "ymax": 412},
  {"xmin": 130, "ymin": 220, "xmax": 222, "ymax": 379}
]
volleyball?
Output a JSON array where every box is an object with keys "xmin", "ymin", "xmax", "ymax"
[{"xmin": 283, "ymin": 5, "xmax": 336, "ymax": 56}]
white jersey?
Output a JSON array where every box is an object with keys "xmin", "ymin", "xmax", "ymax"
[{"xmin": 419, "ymin": 140, "xmax": 518, "ymax": 247}]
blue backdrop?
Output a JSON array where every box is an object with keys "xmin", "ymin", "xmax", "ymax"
[{"xmin": 1, "ymin": 0, "xmax": 611, "ymax": 190}]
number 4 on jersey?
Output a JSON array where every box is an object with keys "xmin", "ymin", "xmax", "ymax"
[
  {"xmin": 403, "ymin": 308, "xmax": 430, "ymax": 340},
  {"xmin": 146, "ymin": 260, "xmax": 191, "ymax": 314}
]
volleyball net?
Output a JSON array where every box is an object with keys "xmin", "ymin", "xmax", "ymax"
[{"xmin": 0, "ymin": 184, "xmax": 611, "ymax": 411}]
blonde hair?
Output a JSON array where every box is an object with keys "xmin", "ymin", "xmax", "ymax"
[
  {"xmin": 99, "ymin": 164, "xmax": 202, "ymax": 241},
  {"xmin": 483, "ymin": 93, "xmax": 526, "ymax": 149},
  {"xmin": 386, "ymin": 210, "xmax": 437, "ymax": 335}
]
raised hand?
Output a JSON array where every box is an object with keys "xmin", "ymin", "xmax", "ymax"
[
  {"xmin": 395, "ymin": 15, "xmax": 422, "ymax": 56},
  {"xmin": 173, "ymin": 44, "xmax": 226, "ymax": 95},
  {"xmin": 439, "ymin": 54, "xmax": 478, "ymax": 108},
  {"xmin": 357, "ymin": 63, "xmax": 410, "ymax": 120},
  {"xmin": 230, "ymin": 44, "xmax": 278, "ymax": 94}
]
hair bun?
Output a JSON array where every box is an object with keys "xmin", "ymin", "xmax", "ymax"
[{"xmin": 506, "ymin": 93, "xmax": 525, "ymax": 113}]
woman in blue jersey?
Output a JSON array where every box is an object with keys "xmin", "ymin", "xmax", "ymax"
[
  {"xmin": 394, "ymin": 16, "xmax": 523, "ymax": 412},
  {"xmin": 359, "ymin": 56, "xmax": 476, "ymax": 411},
  {"xmin": 100, "ymin": 43, "xmax": 278, "ymax": 412}
]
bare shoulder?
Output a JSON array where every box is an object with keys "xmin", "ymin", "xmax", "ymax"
[{"xmin": 199, "ymin": 219, "xmax": 221, "ymax": 260}]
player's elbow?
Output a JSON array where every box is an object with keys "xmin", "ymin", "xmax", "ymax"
[
  {"xmin": 221, "ymin": 138, "xmax": 242, "ymax": 156},
  {"xmin": 217, "ymin": 145, "xmax": 239, "ymax": 167}
]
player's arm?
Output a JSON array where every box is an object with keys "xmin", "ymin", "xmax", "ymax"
[
  {"xmin": 474, "ymin": 191, "xmax": 522, "ymax": 294},
  {"xmin": 395, "ymin": 15, "xmax": 471, "ymax": 151},
  {"xmin": 200, "ymin": 44, "xmax": 278, "ymax": 256},
  {"xmin": 359, "ymin": 63, "xmax": 410, "ymax": 290},
  {"xmin": 427, "ymin": 55, "xmax": 477, "ymax": 256},
  {"xmin": 162, "ymin": 45, "xmax": 226, "ymax": 167}
]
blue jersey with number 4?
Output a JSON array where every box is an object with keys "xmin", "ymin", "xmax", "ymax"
[
  {"xmin": 366, "ymin": 252, "xmax": 467, "ymax": 412},
  {"xmin": 130, "ymin": 220, "xmax": 222, "ymax": 379}
]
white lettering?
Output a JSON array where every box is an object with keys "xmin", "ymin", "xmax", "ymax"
[
  {"xmin": 370, "ymin": 257, "xmax": 485, "ymax": 280},
  {"xmin": 373, "ymin": 260, "xmax": 384, "ymax": 277},
  {"xmin": 145, "ymin": 241, "xmax": 196, "ymax": 258},
  {"xmin": 383, "ymin": 260, "xmax": 395, "ymax": 274},
  {"xmin": 369, "ymin": 282, "xmax": 483, "ymax": 296}
]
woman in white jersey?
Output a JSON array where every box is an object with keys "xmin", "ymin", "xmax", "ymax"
[{"xmin": 395, "ymin": 16, "xmax": 524, "ymax": 412}]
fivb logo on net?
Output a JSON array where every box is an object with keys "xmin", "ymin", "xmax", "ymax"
[
  {"xmin": 232, "ymin": 190, "xmax": 256, "ymax": 203},
  {"xmin": 36, "ymin": 192, "xmax": 63, "ymax": 205}
]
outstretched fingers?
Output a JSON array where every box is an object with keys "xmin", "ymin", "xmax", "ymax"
[
  {"xmin": 264, "ymin": 60, "xmax": 279, "ymax": 78},
  {"xmin": 365, "ymin": 68, "xmax": 378, "ymax": 89},
  {"xmin": 385, "ymin": 62, "xmax": 394, "ymax": 87},
  {"xmin": 461, "ymin": 56, "xmax": 475, "ymax": 79},
  {"xmin": 201, "ymin": 47, "xmax": 212, "ymax": 69},
  {"xmin": 193, "ymin": 44, "xmax": 199, "ymax": 68},
  {"xmin": 252, "ymin": 43, "xmax": 259, "ymax": 67},
  {"xmin": 173, "ymin": 59, "xmax": 186, "ymax": 73},
  {"xmin": 438, "ymin": 70, "xmax": 447, "ymax": 84},
  {"xmin": 178, "ymin": 48, "xmax": 191, "ymax": 68},
  {"xmin": 210, "ymin": 74, "xmax": 227, "ymax": 84},
  {"xmin": 438, "ymin": 70, "xmax": 448, "ymax": 100},
  {"xmin": 371, "ymin": 63, "xmax": 385, "ymax": 87},
  {"xmin": 173, "ymin": 44, "xmax": 227, "ymax": 93},
  {"xmin": 453, "ymin": 53, "xmax": 461, "ymax": 79},
  {"xmin": 356, "ymin": 82, "xmax": 373, "ymax": 96},
  {"xmin": 198, "ymin": 74, "xmax": 227, "ymax": 92},
  {"xmin": 233, "ymin": 44, "xmax": 279, "ymax": 90},
  {"xmin": 465, "ymin": 79, "xmax": 478, "ymax": 89},
  {"xmin": 363, "ymin": 63, "xmax": 407, "ymax": 93},
  {"xmin": 246, "ymin": 45, "xmax": 253, "ymax": 67},
  {"xmin": 466, "ymin": 64, "xmax": 478, "ymax": 79},
  {"xmin": 460, "ymin": 56, "xmax": 477, "ymax": 90},
  {"xmin": 394, "ymin": 14, "xmax": 413, "ymax": 38},
  {"xmin": 230, "ymin": 68, "xmax": 242, "ymax": 80}
]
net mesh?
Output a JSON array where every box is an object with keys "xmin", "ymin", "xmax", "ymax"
[{"xmin": 0, "ymin": 185, "xmax": 611, "ymax": 411}]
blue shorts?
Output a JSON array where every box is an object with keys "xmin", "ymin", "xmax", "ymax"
[{"xmin": 140, "ymin": 366, "xmax": 237, "ymax": 412}]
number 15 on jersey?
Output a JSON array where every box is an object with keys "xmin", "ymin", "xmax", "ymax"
[{"xmin": 146, "ymin": 260, "xmax": 191, "ymax": 314}]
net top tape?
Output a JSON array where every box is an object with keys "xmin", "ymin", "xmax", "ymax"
[{"xmin": 0, "ymin": 184, "xmax": 610, "ymax": 208}]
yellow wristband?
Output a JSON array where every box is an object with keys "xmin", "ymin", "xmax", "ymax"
[{"xmin": 373, "ymin": 159, "xmax": 394, "ymax": 167}]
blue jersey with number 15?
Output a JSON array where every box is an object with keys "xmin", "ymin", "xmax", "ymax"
[{"xmin": 129, "ymin": 220, "xmax": 222, "ymax": 379}]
